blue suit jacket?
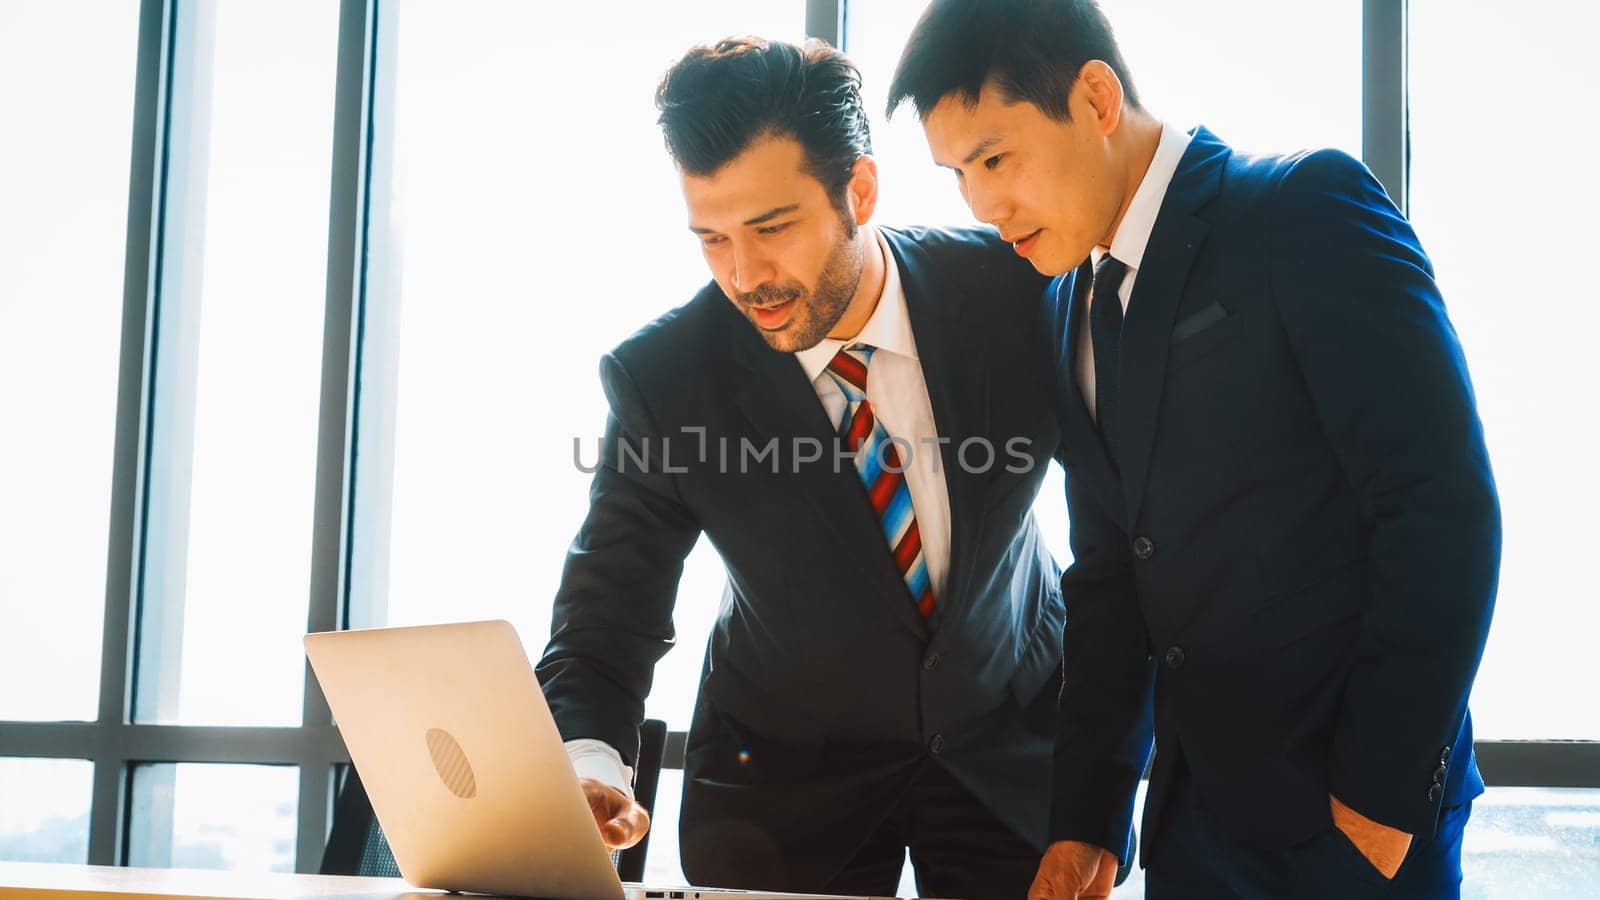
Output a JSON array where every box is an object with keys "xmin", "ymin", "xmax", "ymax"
[
  {"xmin": 1043, "ymin": 128, "xmax": 1500, "ymax": 864},
  {"xmin": 538, "ymin": 226, "xmax": 1064, "ymax": 889}
]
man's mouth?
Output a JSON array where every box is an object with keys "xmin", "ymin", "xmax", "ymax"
[
  {"xmin": 1008, "ymin": 229, "xmax": 1043, "ymax": 258},
  {"xmin": 750, "ymin": 298, "xmax": 797, "ymax": 330}
]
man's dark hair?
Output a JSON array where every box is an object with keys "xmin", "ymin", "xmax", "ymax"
[
  {"xmin": 656, "ymin": 37, "xmax": 872, "ymax": 213},
  {"xmin": 885, "ymin": 0, "xmax": 1140, "ymax": 122}
]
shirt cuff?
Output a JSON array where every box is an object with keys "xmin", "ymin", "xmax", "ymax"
[{"xmin": 566, "ymin": 738, "xmax": 634, "ymax": 799}]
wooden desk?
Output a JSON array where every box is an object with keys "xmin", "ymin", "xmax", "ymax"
[{"xmin": 0, "ymin": 861, "xmax": 445, "ymax": 900}]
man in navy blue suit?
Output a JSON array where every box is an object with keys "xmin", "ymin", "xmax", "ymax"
[{"xmin": 889, "ymin": 2, "xmax": 1500, "ymax": 897}]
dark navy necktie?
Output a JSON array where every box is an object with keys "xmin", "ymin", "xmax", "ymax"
[{"xmin": 1090, "ymin": 254, "xmax": 1129, "ymax": 466}]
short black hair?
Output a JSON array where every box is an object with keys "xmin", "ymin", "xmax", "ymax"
[
  {"xmin": 885, "ymin": 0, "xmax": 1140, "ymax": 122},
  {"xmin": 655, "ymin": 37, "xmax": 872, "ymax": 212}
]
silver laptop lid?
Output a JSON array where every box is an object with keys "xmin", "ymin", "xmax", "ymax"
[{"xmin": 305, "ymin": 619, "xmax": 624, "ymax": 900}]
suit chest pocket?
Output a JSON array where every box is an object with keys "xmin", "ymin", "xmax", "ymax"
[{"xmin": 1166, "ymin": 299, "xmax": 1247, "ymax": 370}]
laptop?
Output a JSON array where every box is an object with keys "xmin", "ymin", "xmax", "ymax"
[{"xmin": 305, "ymin": 620, "xmax": 888, "ymax": 900}]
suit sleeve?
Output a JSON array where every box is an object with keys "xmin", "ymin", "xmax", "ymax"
[
  {"xmin": 1044, "ymin": 281, "xmax": 1157, "ymax": 865},
  {"xmin": 1267, "ymin": 149, "xmax": 1500, "ymax": 836},
  {"xmin": 535, "ymin": 352, "xmax": 701, "ymax": 767}
]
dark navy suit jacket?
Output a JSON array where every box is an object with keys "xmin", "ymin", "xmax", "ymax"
[
  {"xmin": 537, "ymin": 227, "xmax": 1063, "ymax": 889},
  {"xmin": 1043, "ymin": 128, "xmax": 1500, "ymax": 865}
]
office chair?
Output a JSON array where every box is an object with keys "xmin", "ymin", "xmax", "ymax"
[{"xmin": 321, "ymin": 717, "xmax": 670, "ymax": 882}]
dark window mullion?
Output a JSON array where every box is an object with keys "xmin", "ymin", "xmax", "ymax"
[
  {"xmin": 296, "ymin": 0, "xmax": 385, "ymax": 873},
  {"xmin": 807, "ymin": 0, "xmax": 843, "ymax": 46},
  {"xmin": 1363, "ymin": 0, "xmax": 1408, "ymax": 211},
  {"xmin": 91, "ymin": 0, "xmax": 177, "ymax": 867}
]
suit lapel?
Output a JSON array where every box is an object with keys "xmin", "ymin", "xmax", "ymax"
[
  {"xmin": 1116, "ymin": 128, "xmax": 1229, "ymax": 526},
  {"xmin": 1050, "ymin": 263, "xmax": 1128, "ymax": 529},
  {"xmin": 884, "ymin": 229, "xmax": 989, "ymax": 623},
  {"xmin": 725, "ymin": 288, "xmax": 931, "ymax": 640}
]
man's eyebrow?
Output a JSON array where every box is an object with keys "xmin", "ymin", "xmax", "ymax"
[
  {"xmin": 961, "ymin": 136, "xmax": 1003, "ymax": 166},
  {"xmin": 743, "ymin": 204, "xmax": 800, "ymax": 226},
  {"xmin": 689, "ymin": 204, "xmax": 802, "ymax": 234}
]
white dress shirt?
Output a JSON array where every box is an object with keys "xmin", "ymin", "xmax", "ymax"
[
  {"xmin": 793, "ymin": 226, "xmax": 954, "ymax": 603},
  {"xmin": 565, "ymin": 227, "xmax": 955, "ymax": 797},
  {"xmin": 1079, "ymin": 123, "xmax": 1194, "ymax": 418}
]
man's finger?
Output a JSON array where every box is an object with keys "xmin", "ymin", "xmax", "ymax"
[
  {"xmin": 603, "ymin": 805, "xmax": 651, "ymax": 850},
  {"xmin": 1028, "ymin": 861, "xmax": 1078, "ymax": 900},
  {"xmin": 1079, "ymin": 850, "xmax": 1117, "ymax": 900},
  {"xmin": 1031, "ymin": 841, "xmax": 1109, "ymax": 900}
]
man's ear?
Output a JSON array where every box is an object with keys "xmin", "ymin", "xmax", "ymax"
[
  {"xmin": 1074, "ymin": 60, "xmax": 1126, "ymax": 135},
  {"xmin": 845, "ymin": 155, "xmax": 880, "ymax": 226}
]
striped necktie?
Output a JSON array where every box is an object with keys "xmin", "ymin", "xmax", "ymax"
[{"xmin": 824, "ymin": 345, "xmax": 937, "ymax": 625}]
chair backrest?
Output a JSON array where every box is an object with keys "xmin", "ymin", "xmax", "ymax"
[
  {"xmin": 319, "ymin": 765, "xmax": 399, "ymax": 877},
  {"xmin": 320, "ymin": 718, "xmax": 670, "ymax": 882},
  {"xmin": 616, "ymin": 717, "xmax": 667, "ymax": 882}
]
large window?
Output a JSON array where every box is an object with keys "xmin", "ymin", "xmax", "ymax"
[
  {"xmin": 1463, "ymin": 787, "xmax": 1600, "ymax": 898},
  {"xmin": 2, "ymin": 0, "xmax": 346, "ymax": 875},
  {"xmin": 126, "ymin": 762, "xmax": 299, "ymax": 871},
  {"xmin": 1409, "ymin": 0, "xmax": 1600, "ymax": 741},
  {"xmin": 126, "ymin": 764, "xmax": 299, "ymax": 872},
  {"xmin": 0, "ymin": 759, "xmax": 93, "ymax": 863},
  {"xmin": 0, "ymin": 1, "xmax": 141, "ymax": 723},
  {"xmin": 359, "ymin": 1, "xmax": 805, "ymax": 736},
  {"xmin": 133, "ymin": 0, "xmax": 340, "ymax": 728}
]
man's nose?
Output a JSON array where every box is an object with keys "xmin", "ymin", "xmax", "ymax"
[
  {"xmin": 731, "ymin": 245, "xmax": 777, "ymax": 294},
  {"xmin": 966, "ymin": 181, "xmax": 1014, "ymax": 229}
]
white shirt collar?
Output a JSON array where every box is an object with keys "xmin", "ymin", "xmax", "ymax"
[
  {"xmin": 797, "ymin": 227, "xmax": 918, "ymax": 381},
  {"xmin": 1099, "ymin": 122, "xmax": 1193, "ymax": 273}
]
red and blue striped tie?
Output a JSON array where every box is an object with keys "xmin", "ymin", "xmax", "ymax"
[{"xmin": 825, "ymin": 345, "xmax": 937, "ymax": 625}]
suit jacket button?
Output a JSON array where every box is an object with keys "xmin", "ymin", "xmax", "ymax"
[
  {"xmin": 1440, "ymin": 746, "xmax": 1452, "ymax": 765},
  {"xmin": 1164, "ymin": 646, "xmax": 1186, "ymax": 670},
  {"xmin": 1427, "ymin": 783, "xmax": 1443, "ymax": 804},
  {"xmin": 1434, "ymin": 765, "xmax": 1448, "ymax": 785},
  {"xmin": 930, "ymin": 734, "xmax": 945, "ymax": 755},
  {"xmin": 1133, "ymin": 536, "xmax": 1155, "ymax": 560},
  {"xmin": 923, "ymin": 652, "xmax": 941, "ymax": 671}
]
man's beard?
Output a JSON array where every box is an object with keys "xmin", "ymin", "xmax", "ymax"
[{"xmin": 737, "ymin": 225, "xmax": 865, "ymax": 353}]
